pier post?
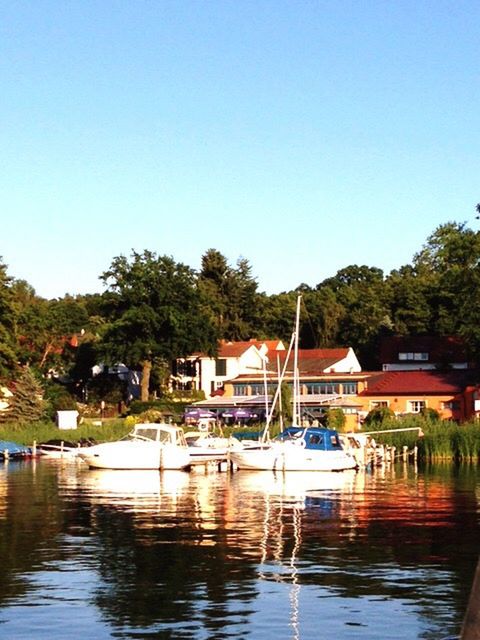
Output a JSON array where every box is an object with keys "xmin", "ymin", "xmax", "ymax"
[
  {"xmin": 402, "ymin": 446, "xmax": 408, "ymax": 463},
  {"xmin": 461, "ymin": 558, "xmax": 480, "ymax": 639}
]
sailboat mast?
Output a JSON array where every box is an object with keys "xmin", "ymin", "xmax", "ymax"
[{"xmin": 293, "ymin": 294, "xmax": 301, "ymax": 426}]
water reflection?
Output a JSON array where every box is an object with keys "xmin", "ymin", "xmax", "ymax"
[{"xmin": 0, "ymin": 460, "xmax": 478, "ymax": 639}]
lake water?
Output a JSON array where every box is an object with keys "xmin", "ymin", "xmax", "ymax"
[{"xmin": 0, "ymin": 459, "xmax": 478, "ymax": 639}]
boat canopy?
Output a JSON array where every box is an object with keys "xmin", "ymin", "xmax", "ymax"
[{"xmin": 276, "ymin": 427, "xmax": 344, "ymax": 452}]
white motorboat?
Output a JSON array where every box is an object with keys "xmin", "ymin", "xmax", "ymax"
[
  {"xmin": 78, "ymin": 423, "xmax": 191, "ymax": 470},
  {"xmin": 184, "ymin": 430, "xmax": 231, "ymax": 463}
]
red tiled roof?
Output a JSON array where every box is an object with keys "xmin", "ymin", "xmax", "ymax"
[
  {"xmin": 360, "ymin": 370, "xmax": 476, "ymax": 396},
  {"xmin": 253, "ymin": 340, "xmax": 284, "ymax": 351},
  {"xmin": 218, "ymin": 341, "xmax": 258, "ymax": 358},
  {"xmin": 191, "ymin": 339, "xmax": 284, "ymax": 359}
]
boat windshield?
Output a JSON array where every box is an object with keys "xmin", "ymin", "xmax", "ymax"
[
  {"xmin": 329, "ymin": 433, "xmax": 343, "ymax": 450},
  {"xmin": 133, "ymin": 427, "xmax": 163, "ymax": 442}
]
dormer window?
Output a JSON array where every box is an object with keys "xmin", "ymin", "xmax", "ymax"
[{"xmin": 398, "ymin": 352, "xmax": 429, "ymax": 361}]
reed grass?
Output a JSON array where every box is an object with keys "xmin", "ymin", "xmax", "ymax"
[{"xmin": 368, "ymin": 417, "xmax": 480, "ymax": 462}]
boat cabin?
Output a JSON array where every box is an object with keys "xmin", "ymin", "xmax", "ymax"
[
  {"xmin": 132, "ymin": 423, "xmax": 188, "ymax": 447},
  {"xmin": 276, "ymin": 427, "xmax": 345, "ymax": 452}
]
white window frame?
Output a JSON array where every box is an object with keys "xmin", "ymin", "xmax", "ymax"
[{"xmin": 408, "ymin": 400, "xmax": 426, "ymax": 413}]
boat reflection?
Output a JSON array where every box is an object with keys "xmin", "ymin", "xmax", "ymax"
[
  {"xmin": 230, "ymin": 471, "xmax": 365, "ymax": 640},
  {"xmin": 73, "ymin": 468, "xmax": 191, "ymax": 509},
  {"xmin": 230, "ymin": 469, "xmax": 362, "ymax": 504}
]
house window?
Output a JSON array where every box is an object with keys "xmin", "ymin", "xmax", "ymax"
[
  {"xmin": 442, "ymin": 400, "xmax": 460, "ymax": 411},
  {"xmin": 175, "ymin": 360, "xmax": 197, "ymax": 377},
  {"xmin": 341, "ymin": 382, "xmax": 358, "ymax": 395},
  {"xmin": 215, "ymin": 359, "xmax": 227, "ymax": 376},
  {"xmin": 398, "ymin": 352, "xmax": 429, "ymax": 361},
  {"xmin": 408, "ymin": 400, "xmax": 426, "ymax": 413},
  {"xmin": 250, "ymin": 383, "xmax": 275, "ymax": 395},
  {"xmin": 305, "ymin": 382, "xmax": 340, "ymax": 395},
  {"xmin": 370, "ymin": 401, "xmax": 388, "ymax": 409},
  {"xmin": 232, "ymin": 384, "xmax": 249, "ymax": 396}
]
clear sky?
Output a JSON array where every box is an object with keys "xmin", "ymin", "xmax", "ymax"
[{"xmin": 1, "ymin": 0, "xmax": 479, "ymax": 299}]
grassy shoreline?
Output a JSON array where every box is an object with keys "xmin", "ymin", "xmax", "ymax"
[{"xmin": 0, "ymin": 418, "xmax": 131, "ymax": 447}]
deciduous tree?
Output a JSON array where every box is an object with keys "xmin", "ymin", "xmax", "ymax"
[{"xmin": 100, "ymin": 250, "xmax": 218, "ymax": 401}]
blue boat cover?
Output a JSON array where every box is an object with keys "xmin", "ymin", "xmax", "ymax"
[
  {"xmin": 0, "ymin": 440, "xmax": 31, "ymax": 457},
  {"xmin": 276, "ymin": 427, "xmax": 344, "ymax": 452}
]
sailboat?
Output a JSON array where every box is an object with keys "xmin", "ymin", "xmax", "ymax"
[{"xmin": 229, "ymin": 296, "xmax": 358, "ymax": 472}]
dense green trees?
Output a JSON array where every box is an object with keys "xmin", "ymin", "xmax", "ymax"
[
  {"xmin": 198, "ymin": 249, "xmax": 259, "ymax": 340},
  {"xmin": 2, "ymin": 218, "xmax": 480, "ymax": 403},
  {"xmin": 100, "ymin": 250, "xmax": 218, "ymax": 401},
  {"xmin": 0, "ymin": 258, "xmax": 18, "ymax": 377}
]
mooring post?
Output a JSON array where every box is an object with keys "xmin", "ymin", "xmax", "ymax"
[
  {"xmin": 460, "ymin": 558, "xmax": 480, "ymax": 639},
  {"xmin": 402, "ymin": 446, "xmax": 408, "ymax": 463}
]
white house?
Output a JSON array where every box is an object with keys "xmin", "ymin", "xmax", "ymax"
[{"xmin": 173, "ymin": 339, "xmax": 285, "ymax": 399}]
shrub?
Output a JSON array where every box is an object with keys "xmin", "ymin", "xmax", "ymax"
[
  {"xmin": 43, "ymin": 382, "xmax": 78, "ymax": 420},
  {"xmin": 420, "ymin": 407, "xmax": 441, "ymax": 421},
  {"xmin": 364, "ymin": 406, "xmax": 396, "ymax": 427},
  {"xmin": 326, "ymin": 408, "xmax": 346, "ymax": 431},
  {"xmin": 129, "ymin": 399, "xmax": 186, "ymax": 422},
  {"xmin": 124, "ymin": 415, "xmax": 138, "ymax": 428}
]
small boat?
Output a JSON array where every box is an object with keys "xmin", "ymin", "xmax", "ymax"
[
  {"xmin": 37, "ymin": 438, "xmax": 95, "ymax": 460},
  {"xmin": 184, "ymin": 430, "xmax": 231, "ymax": 463},
  {"xmin": 78, "ymin": 423, "xmax": 191, "ymax": 470},
  {"xmin": 0, "ymin": 440, "xmax": 31, "ymax": 459},
  {"xmin": 230, "ymin": 426, "xmax": 358, "ymax": 472}
]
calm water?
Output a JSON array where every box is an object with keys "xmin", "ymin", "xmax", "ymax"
[{"xmin": 0, "ymin": 459, "xmax": 478, "ymax": 640}]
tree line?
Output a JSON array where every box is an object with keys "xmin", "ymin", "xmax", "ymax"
[{"xmin": 1, "ymin": 220, "xmax": 480, "ymax": 404}]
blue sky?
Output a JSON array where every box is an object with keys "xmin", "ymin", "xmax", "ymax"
[{"xmin": 1, "ymin": 0, "xmax": 479, "ymax": 299}]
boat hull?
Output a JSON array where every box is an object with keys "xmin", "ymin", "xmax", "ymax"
[
  {"xmin": 230, "ymin": 442, "xmax": 357, "ymax": 472},
  {"xmin": 79, "ymin": 440, "xmax": 191, "ymax": 470}
]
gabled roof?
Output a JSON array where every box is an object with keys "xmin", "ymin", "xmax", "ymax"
[
  {"xmin": 190, "ymin": 339, "xmax": 284, "ymax": 359},
  {"xmin": 217, "ymin": 341, "xmax": 259, "ymax": 358},
  {"xmin": 379, "ymin": 335, "xmax": 468, "ymax": 364},
  {"xmin": 360, "ymin": 370, "xmax": 477, "ymax": 396},
  {"xmin": 266, "ymin": 348, "xmax": 351, "ymax": 376},
  {"xmin": 252, "ymin": 339, "xmax": 285, "ymax": 351}
]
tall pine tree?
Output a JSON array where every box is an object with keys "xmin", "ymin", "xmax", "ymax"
[{"xmin": 0, "ymin": 367, "xmax": 45, "ymax": 424}]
